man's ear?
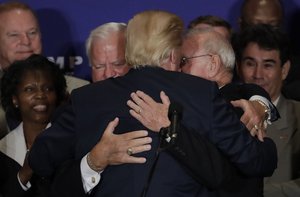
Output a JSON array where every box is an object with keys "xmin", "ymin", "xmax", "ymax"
[
  {"xmin": 170, "ymin": 49, "xmax": 178, "ymax": 64},
  {"xmin": 208, "ymin": 54, "xmax": 221, "ymax": 78},
  {"xmin": 161, "ymin": 49, "xmax": 178, "ymax": 71},
  {"xmin": 281, "ymin": 60, "xmax": 290, "ymax": 80},
  {"xmin": 169, "ymin": 49, "xmax": 180, "ymax": 71}
]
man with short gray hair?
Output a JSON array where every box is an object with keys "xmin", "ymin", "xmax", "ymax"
[{"xmin": 86, "ymin": 22, "xmax": 130, "ymax": 82}]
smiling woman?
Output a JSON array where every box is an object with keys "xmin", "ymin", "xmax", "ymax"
[{"xmin": 0, "ymin": 54, "xmax": 67, "ymax": 197}]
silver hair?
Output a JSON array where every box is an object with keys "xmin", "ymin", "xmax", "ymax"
[
  {"xmin": 85, "ymin": 22, "xmax": 127, "ymax": 62},
  {"xmin": 185, "ymin": 28, "xmax": 235, "ymax": 70}
]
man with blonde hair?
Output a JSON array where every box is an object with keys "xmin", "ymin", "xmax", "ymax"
[
  {"xmin": 0, "ymin": 2, "xmax": 151, "ymax": 195},
  {"xmin": 30, "ymin": 10, "xmax": 277, "ymax": 196}
]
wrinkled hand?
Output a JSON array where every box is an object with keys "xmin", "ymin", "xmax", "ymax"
[
  {"xmin": 231, "ymin": 99, "xmax": 266, "ymax": 142},
  {"xmin": 88, "ymin": 117, "xmax": 152, "ymax": 171},
  {"xmin": 127, "ymin": 90, "xmax": 170, "ymax": 132}
]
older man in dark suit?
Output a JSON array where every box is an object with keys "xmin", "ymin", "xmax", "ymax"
[{"xmin": 127, "ymin": 28, "xmax": 279, "ymax": 197}]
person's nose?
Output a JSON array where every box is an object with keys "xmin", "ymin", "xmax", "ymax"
[
  {"xmin": 19, "ymin": 33, "xmax": 31, "ymax": 45},
  {"xmin": 253, "ymin": 65, "xmax": 263, "ymax": 79},
  {"xmin": 35, "ymin": 89, "xmax": 46, "ymax": 99},
  {"xmin": 104, "ymin": 66, "xmax": 116, "ymax": 79}
]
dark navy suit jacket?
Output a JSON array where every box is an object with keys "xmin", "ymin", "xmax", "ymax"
[
  {"xmin": 29, "ymin": 67, "xmax": 277, "ymax": 197},
  {"xmin": 0, "ymin": 151, "xmax": 50, "ymax": 197},
  {"xmin": 167, "ymin": 83, "xmax": 278, "ymax": 197}
]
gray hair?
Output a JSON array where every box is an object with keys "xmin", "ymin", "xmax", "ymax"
[
  {"xmin": 185, "ymin": 28, "xmax": 235, "ymax": 70},
  {"xmin": 85, "ymin": 22, "xmax": 127, "ymax": 61}
]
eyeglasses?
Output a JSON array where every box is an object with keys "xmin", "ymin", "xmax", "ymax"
[{"xmin": 180, "ymin": 54, "xmax": 212, "ymax": 67}]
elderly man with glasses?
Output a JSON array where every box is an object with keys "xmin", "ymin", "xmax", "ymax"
[{"xmin": 128, "ymin": 28, "xmax": 279, "ymax": 197}]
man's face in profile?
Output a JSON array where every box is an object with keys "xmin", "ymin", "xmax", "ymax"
[{"xmin": 180, "ymin": 35, "xmax": 212, "ymax": 80}]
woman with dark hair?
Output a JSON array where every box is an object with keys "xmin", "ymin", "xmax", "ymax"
[{"xmin": 0, "ymin": 54, "xmax": 67, "ymax": 197}]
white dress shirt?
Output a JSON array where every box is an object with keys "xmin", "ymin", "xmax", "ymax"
[{"xmin": 0, "ymin": 122, "xmax": 51, "ymax": 190}]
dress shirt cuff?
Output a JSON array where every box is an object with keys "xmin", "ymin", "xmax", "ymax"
[
  {"xmin": 80, "ymin": 154, "xmax": 103, "ymax": 194},
  {"xmin": 17, "ymin": 172, "xmax": 31, "ymax": 191},
  {"xmin": 249, "ymin": 95, "xmax": 272, "ymax": 125}
]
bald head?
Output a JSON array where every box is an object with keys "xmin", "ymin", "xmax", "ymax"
[{"xmin": 240, "ymin": 0, "xmax": 283, "ymax": 30}]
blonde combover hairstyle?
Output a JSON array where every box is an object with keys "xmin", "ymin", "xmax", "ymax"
[{"xmin": 126, "ymin": 10, "xmax": 184, "ymax": 68}]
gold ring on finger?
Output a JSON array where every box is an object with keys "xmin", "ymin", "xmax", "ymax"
[{"xmin": 127, "ymin": 148, "xmax": 133, "ymax": 156}]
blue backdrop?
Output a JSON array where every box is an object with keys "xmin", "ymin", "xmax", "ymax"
[{"xmin": 8, "ymin": 0, "xmax": 300, "ymax": 81}]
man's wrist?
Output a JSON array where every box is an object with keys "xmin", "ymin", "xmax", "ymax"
[
  {"xmin": 86, "ymin": 152, "xmax": 104, "ymax": 173},
  {"xmin": 250, "ymin": 95, "xmax": 272, "ymax": 124},
  {"xmin": 253, "ymin": 99, "xmax": 270, "ymax": 121}
]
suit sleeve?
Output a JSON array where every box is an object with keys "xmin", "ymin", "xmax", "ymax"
[
  {"xmin": 221, "ymin": 83, "xmax": 279, "ymax": 121},
  {"xmin": 208, "ymin": 84, "xmax": 277, "ymax": 177},
  {"xmin": 1, "ymin": 171, "xmax": 27, "ymax": 197},
  {"xmin": 50, "ymin": 160, "xmax": 88, "ymax": 197},
  {"xmin": 168, "ymin": 82, "xmax": 277, "ymax": 182},
  {"xmin": 166, "ymin": 123, "xmax": 237, "ymax": 189},
  {"xmin": 0, "ymin": 153, "xmax": 33, "ymax": 197},
  {"xmin": 28, "ymin": 103, "xmax": 77, "ymax": 177},
  {"xmin": 238, "ymin": 83, "xmax": 271, "ymax": 100},
  {"xmin": 239, "ymin": 83, "xmax": 279, "ymax": 121}
]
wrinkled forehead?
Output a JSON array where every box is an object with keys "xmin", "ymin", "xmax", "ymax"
[
  {"xmin": 182, "ymin": 36, "xmax": 199, "ymax": 53},
  {"xmin": 183, "ymin": 34, "xmax": 209, "ymax": 52}
]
